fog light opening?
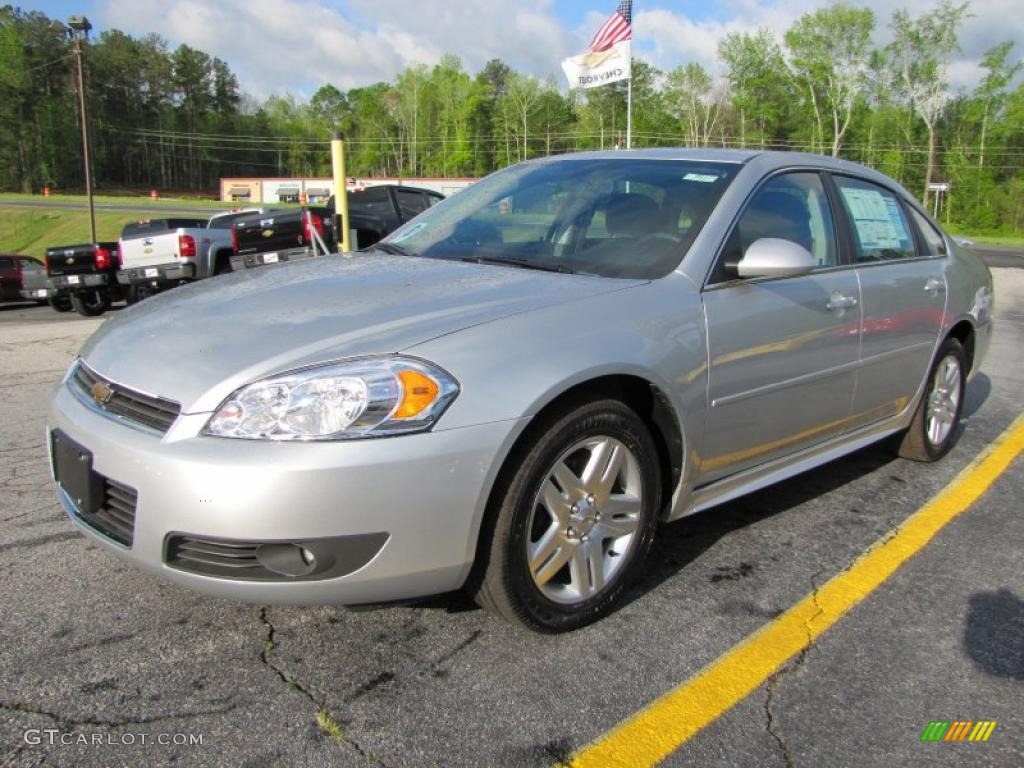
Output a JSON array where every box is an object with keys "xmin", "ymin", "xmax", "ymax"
[{"xmin": 256, "ymin": 543, "xmax": 318, "ymax": 577}]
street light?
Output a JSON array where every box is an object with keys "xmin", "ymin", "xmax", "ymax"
[{"xmin": 67, "ymin": 15, "xmax": 96, "ymax": 243}]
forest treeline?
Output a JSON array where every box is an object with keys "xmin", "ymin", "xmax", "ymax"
[{"xmin": 1, "ymin": 1, "xmax": 1022, "ymax": 231}]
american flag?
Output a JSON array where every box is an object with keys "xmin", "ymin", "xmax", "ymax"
[{"xmin": 589, "ymin": 1, "xmax": 632, "ymax": 53}]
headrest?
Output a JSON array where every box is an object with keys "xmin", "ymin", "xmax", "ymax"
[{"xmin": 605, "ymin": 193, "xmax": 661, "ymax": 238}]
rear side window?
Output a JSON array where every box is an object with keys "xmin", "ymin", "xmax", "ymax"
[
  {"xmin": 396, "ymin": 189, "xmax": 429, "ymax": 218},
  {"xmin": 21, "ymin": 259, "xmax": 43, "ymax": 272},
  {"xmin": 0, "ymin": 257, "xmax": 14, "ymax": 269},
  {"xmin": 350, "ymin": 186, "xmax": 395, "ymax": 215},
  {"xmin": 833, "ymin": 177, "xmax": 916, "ymax": 262},
  {"xmin": 711, "ymin": 171, "xmax": 837, "ymax": 283},
  {"xmin": 907, "ymin": 207, "xmax": 947, "ymax": 256}
]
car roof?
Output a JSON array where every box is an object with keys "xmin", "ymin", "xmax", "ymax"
[{"xmin": 528, "ymin": 148, "xmax": 914, "ymax": 202}]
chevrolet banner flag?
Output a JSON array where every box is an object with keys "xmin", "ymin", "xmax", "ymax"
[{"xmin": 561, "ymin": 1, "xmax": 632, "ymax": 89}]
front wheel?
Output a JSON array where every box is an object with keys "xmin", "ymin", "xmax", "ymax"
[
  {"xmin": 48, "ymin": 295, "xmax": 72, "ymax": 313},
  {"xmin": 472, "ymin": 398, "xmax": 661, "ymax": 632},
  {"xmin": 898, "ymin": 337, "xmax": 966, "ymax": 462},
  {"xmin": 70, "ymin": 289, "xmax": 110, "ymax": 317},
  {"xmin": 125, "ymin": 284, "xmax": 155, "ymax": 305}
]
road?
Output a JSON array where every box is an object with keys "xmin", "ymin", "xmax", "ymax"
[
  {"xmin": 0, "ymin": 199, "xmax": 219, "ymax": 215},
  {"xmin": 0, "ymin": 265, "xmax": 1021, "ymax": 767}
]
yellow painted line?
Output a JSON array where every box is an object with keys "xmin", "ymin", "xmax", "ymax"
[{"xmin": 567, "ymin": 412, "xmax": 1024, "ymax": 768}]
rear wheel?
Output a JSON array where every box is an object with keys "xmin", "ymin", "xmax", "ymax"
[
  {"xmin": 47, "ymin": 295, "xmax": 72, "ymax": 313},
  {"xmin": 898, "ymin": 337, "xmax": 966, "ymax": 462},
  {"xmin": 70, "ymin": 289, "xmax": 110, "ymax": 317},
  {"xmin": 472, "ymin": 398, "xmax": 661, "ymax": 632}
]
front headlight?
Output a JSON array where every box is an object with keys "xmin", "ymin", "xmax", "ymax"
[{"xmin": 204, "ymin": 357, "xmax": 458, "ymax": 441}]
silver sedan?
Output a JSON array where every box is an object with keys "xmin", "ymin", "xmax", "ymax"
[{"xmin": 47, "ymin": 150, "xmax": 993, "ymax": 631}]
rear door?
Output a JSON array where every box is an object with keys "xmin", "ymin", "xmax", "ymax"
[
  {"xmin": 0, "ymin": 256, "xmax": 18, "ymax": 299},
  {"xmin": 700, "ymin": 171, "xmax": 861, "ymax": 483},
  {"xmin": 830, "ymin": 175, "xmax": 946, "ymax": 427}
]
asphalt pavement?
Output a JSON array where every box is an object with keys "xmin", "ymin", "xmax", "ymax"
[{"xmin": 0, "ymin": 263, "xmax": 1021, "ymax": 767}]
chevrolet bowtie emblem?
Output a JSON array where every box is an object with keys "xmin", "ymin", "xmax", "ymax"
[
  {"xmin": 66, "ymin": 257, "xmax": 74, "ymax": 264},
  {"xmin": 89, "ymin": 381, "xmax": 114, "ymax": 405},
  {"xmin": 262, "ymin": 229, "xmax": 274, "ymax": 238}
]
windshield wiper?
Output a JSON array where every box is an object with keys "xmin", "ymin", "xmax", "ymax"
[
  {"xmin": 456, "ymin": 255, "xmax": 578, "ymax": 274},
  {"xmin": 369, "ymin": 242, "xmax": 415, "ymax": 257}
]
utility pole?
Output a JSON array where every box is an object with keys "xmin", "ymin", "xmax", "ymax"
[{"xmin": 67, "ymin": 16, "xmax": 96, "ymax": 243}]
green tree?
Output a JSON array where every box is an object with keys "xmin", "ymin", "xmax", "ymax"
[
  {"xmin": 890, "ymin": 0, "xmax": 970, "ymax": 207},
  {"xmin": 785, "ymin": 3, "xmax": 875, "ymax": 156}
]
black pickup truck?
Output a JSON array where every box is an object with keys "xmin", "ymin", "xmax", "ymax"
[
  {"xmin": 232, "ymin": 184, "xmax": 444, "ymax": 269},
  {"xmin": 44, "ymin": 242, "xmax": 123, "ymax": 316}
]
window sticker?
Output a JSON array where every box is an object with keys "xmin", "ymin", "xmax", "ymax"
[
  {"xmin": 840, "ymin": 187, "xmax": 908, "ymax": 251},
  {"xmin": 683, "ymin": 173, "xmax": 719, "ymax": 183}
]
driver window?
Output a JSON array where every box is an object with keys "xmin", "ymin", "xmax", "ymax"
[{"xmin": 711, "ymin": 172, "xmax": 837, "ymax": 283}]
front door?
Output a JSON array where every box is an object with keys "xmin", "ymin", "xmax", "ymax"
[{"xmin": 700, "ymin": 171, "xmax": 861, "ymax": 484}]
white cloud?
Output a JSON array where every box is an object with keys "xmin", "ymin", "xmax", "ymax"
[{"xmin": 97, "ymin": 0, "xmax": 1022, "ymax": 98}]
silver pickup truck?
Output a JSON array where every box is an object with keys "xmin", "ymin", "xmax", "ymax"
[{"xmin": 117, "ymin": 210, "xmax": 268, "ymax": 302}]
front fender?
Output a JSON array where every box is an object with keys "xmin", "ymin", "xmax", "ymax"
[{"xmin": 407, "ymin": 274, "xmax": 709, "ymax": 513}]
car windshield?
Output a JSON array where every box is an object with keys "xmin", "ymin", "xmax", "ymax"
[{"xmin": 381, "ymin": 157, "xmax": 738, "ymax": 278}]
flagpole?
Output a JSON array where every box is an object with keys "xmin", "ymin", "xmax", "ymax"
[{"xmin": 626, "ymin": 74, "xmax": 632, "ymax": 149}]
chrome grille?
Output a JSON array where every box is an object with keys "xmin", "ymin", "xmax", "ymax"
[{"xmin": 73, "ymin": 361, "xmax": 180, "ymax": 433}]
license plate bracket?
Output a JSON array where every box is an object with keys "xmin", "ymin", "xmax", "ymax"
[{"xmin": 52, "ymin": 430, "xmax": 102, "ymax": 514}]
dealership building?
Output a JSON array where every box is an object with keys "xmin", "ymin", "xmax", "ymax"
[{"xmin": 219, "ymin": 177, "xmax": 476, "ymax": 204}]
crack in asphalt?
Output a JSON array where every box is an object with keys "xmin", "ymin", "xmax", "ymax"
[
  {"xmin": 763, "ymin": 569, "xmax": 826, "ymax": 768},
  {"xmin": 258, "ymin": 607, "xmax": 390, "ymax": 767},
  {"xmin": 0, "ymin": 699, "xmax": 238, "ymax": 729},
  {"xmin": 0, "ymin": 531, "xmax": 80, "ymax": 556}
]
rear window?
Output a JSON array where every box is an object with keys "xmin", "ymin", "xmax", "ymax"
[
  {"xmin": 208, "ymin": 212, "xmax": 256, "ymax": 229},
  {"xmin": 121, "ymin": 218, "xmax": 206, "ymax": 238}
]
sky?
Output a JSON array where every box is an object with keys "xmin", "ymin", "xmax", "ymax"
[{"xmin": 23, "ymin": 0, "xmax": 1024, "ymax": 99}]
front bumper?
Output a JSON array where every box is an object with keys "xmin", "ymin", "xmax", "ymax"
[
  {"xmin": 48, "ymin": 377, "xmax": 522, "ymax": 605},
  {"xmin": 242, "ymin": 247, "xmax": 315, "ymax": 269},
  {"xmin": 118, "ymin": 262, "xmax": 195, "ymax": 285}
]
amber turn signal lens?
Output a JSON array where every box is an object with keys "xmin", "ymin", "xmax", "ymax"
[{"xmin": 393, "ymin": 370, "xmax": 440, "ymax": 419}]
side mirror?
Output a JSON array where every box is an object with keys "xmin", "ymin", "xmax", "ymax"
[{"xmin": 736, "ymin": 238, "xmax": 816, "ymax": 279}]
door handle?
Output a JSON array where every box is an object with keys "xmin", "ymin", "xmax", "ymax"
[
  {"xmin": 827, "ymin": 291, "xmax": 858, "ymax": 311},
  {"xmin": 924, "ymin": 277, "xmax": 945, "ymax": 295}
]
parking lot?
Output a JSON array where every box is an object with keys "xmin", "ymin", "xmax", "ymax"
[{"xmin": 2, "ymin": 260, "xmax": 1022, "ymax": 767}]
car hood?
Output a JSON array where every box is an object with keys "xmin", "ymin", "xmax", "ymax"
[{"xmin": 81, "ymin": 254, "xmax": 641, "ymax": 414}]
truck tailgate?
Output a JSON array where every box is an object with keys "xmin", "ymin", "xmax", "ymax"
[
  {"xmin": 120, "ymin": 232, "xmax": 181, "ymax": 269},
  {"xmin": 234, "ymin": 213, "xmax": 304, "ymax": 256},
  {"xmin": 45, "ymin": 244, "xmax": 99, "ymax": 276}
]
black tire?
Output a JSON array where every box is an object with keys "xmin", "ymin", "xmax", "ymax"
[
  {"xmin": 48, "ymin": 295, "xmax": 72, "ymax": 313},
  {"xmin": 214, "ymin": 252, "xmax": 233, "ymax": 275},
  {"xmin": 898, "ymin": 337, "xmax": 967, "ymax": 462},
  {"xmin": 125, "ymin": 284, "xmax": 155, "ymax": 305},
  {"xmin": 471, "ymin": 398, "xmax": 661, "ymax": 632},
  {"xmin": 70, "ymin": 289, "xmax": 110, "ymax": 317}
]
